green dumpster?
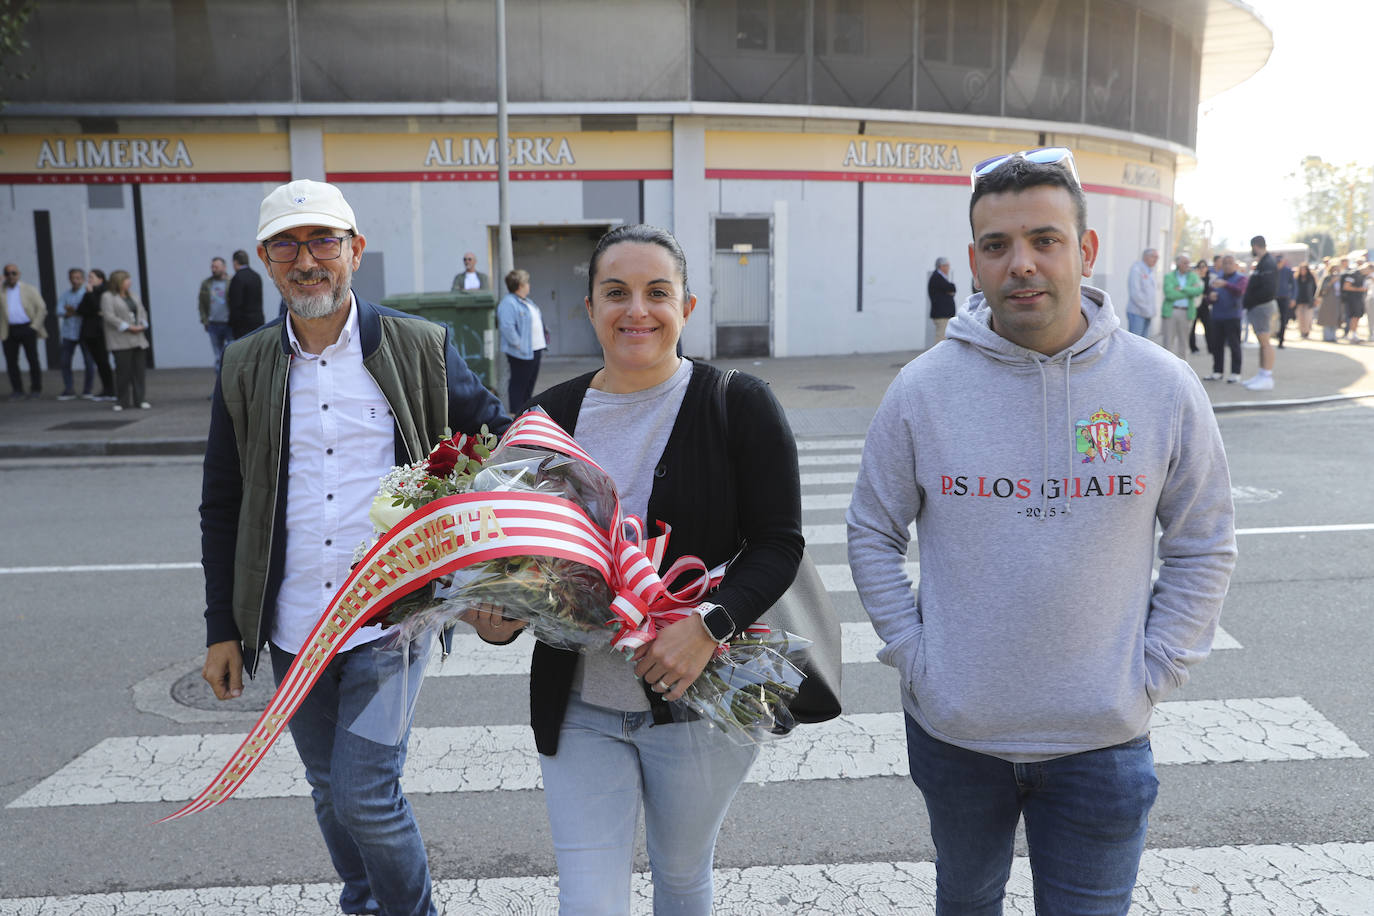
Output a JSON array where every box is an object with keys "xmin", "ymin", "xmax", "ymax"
[{"xmin": 381, "ymin": 290, "xmax": 500, "ymax": 393}]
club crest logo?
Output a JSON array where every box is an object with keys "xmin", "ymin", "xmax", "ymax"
[
  {"xmin": 292, "ymin": 195, "xmax": 307, "ymax": 204},
  {"xmin": 1075, "ymin": 407, "xmax": 1132, "ymax": 463}
]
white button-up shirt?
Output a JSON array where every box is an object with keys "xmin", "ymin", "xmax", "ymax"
[{"xmin": 272, "ymin": 294, "xmax": 397, "ymax": 655}]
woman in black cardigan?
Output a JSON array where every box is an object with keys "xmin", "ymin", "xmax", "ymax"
[{"xmin": 469, "ymin": 225, "xmax": 803, "ymax": 914}]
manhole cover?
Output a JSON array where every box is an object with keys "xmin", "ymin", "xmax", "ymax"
[
  {"xmin": 171, "ymin": 667, "xmax": 276, "ymax": 712},
  {"xmin": 48, "ymin": 419, "xmax": 134, "ymax": 431},
  {"xmin": 800, "ymin": 384, "xmax": 855, "ymax": 392}
]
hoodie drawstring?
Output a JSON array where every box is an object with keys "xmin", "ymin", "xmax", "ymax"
[
  {"xmin": 1063, "ymin": 350, "xmax": 1074, "ymax": 517},
  {"xmin": 1036, "ymin": 358, "xmax": 1050, "ymax": 520}
]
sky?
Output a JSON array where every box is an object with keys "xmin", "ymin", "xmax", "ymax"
[{"xmin": 1173, "ymin": 0, "xmax": 1374, "ymax": 251}]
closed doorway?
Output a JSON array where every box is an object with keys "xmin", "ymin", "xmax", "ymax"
[
  {"xmin": 712, "ymin": 217, "xmax": 772, "ymax": 357},
  {"xmin": 507, "ymin": 225, "xmax": 607, "ymax": 357}
]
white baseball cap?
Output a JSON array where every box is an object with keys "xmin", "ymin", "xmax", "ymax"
[{"xmin": 256, "ymin": 179, "xmax": 359, "ymax": 241}]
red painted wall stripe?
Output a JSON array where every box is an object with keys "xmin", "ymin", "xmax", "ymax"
[{"xmin": 0, "ymin": 172, "xmax": 291, "ymax": 185}]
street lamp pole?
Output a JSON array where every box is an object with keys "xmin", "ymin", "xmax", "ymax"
[{"xmin": 495, "ymin": 0, "xmax": 513, "ymax": 278}]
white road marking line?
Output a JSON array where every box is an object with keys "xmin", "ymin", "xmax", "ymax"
[
  {"xmin": 800, "ymin": 470, "xmax": 859, "ymax": 487},
  {"xmin": 802, "ymin": 493, "xmax": 852, "ymax": 511},
  {"xmin": 795, "ymin": 438, "xmax": 866, "ymax": 451},
  {"xmin": 4, "ymin": 842, "xmax": 1371, "ymax": 915},
  {"xmin": 6, "ymin": 525, "xmax": 1361, "ymax": 577},
  {"xmin": 798, "ymin": 452, "xmax": 861, "ymax": 467},
  {"xmin": 12, "ymin": 699, "xmax": 1360, "ymax": 808},
  {"xmin": 0, "ymin": 562, "xmax": 200, "ymax": 575}
]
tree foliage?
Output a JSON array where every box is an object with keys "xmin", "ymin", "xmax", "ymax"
[
  {"xmin": 1290, "ymin": 156, "xmax": 1372, "ymax": 256},
  {"xmin": 1172, "ymin": 203, "xmax": 1213, "ymax": 260},
  {"xmin": 0, "ymin": 0, "xmax": 39, "ymax": 109}
]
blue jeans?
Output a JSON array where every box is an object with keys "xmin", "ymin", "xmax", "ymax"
[
  {"xmin": 59, "ymin": 337, "xmax": 96, "ymax": 395},
  {"xmin": 905, "ymin": 714, "xmax": 1158, "ymax": 916},
  {"xmin": 1126, "ymin": 313, "xmax": 1151, "ymax": 337},
  {"xmin": 538, "ymin": 692, "xmax": 759, "ymax": 915},
  {"xmin": 205, "ymin": 321, "xmax": 234, "ymax": 372},
  {"xmin": 270, "ymin": 641, "xmax": 436, "ymax": 916}
]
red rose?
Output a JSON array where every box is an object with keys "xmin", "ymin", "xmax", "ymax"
[{"xmin": 424, "ymin": 435, "xmax": 467, "ymax": 477}]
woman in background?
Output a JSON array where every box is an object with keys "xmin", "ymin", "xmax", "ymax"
[
  {"xmin": 100, "ymin": 269, "xmax": 151, "ymax": 411},
  {"xmin": 496, "ymin": 268, "xmax": 548, "ymax": 411}
]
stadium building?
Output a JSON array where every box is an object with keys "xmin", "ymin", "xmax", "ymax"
[{"xmin": 1, "ymin": 0, "xmax": 1272, "ymax": 367}]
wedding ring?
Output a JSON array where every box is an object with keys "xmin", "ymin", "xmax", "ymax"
[{"xmin": 657, "ymin": 680, "xmax": 671, "ymax": 692}]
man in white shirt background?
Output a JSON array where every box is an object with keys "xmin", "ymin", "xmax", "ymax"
[
  {"xmin": 451, "ymin": 250, "xmax": 490, "ymax": 291},
  {"xmin": 2, "ymin": 263, "xmax": 48, "ymax": 400}
]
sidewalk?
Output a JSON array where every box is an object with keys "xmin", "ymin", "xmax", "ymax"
[{"xmin": 3, "ymin": 334, "xmax": 1373, "ymax": 458}]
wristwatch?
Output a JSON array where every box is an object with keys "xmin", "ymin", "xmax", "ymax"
[{"xmin": 696, "ymin": 602, "xmax": 735, "ymax": 644}]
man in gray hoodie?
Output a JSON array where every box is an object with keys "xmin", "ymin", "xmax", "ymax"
[{"xmin": 847, "ymin": 149, "xmax": 1236, "ymax": 915}]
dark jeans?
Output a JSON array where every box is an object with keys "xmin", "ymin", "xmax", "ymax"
[
  {"xmin": 270, "ymin": 642, "xmax": 437, "ymax": 916},
  {"xmin": 82, "ymin": 333, "xmax": 115, "ymax": 396},
  {"xmin": 59, "ymin": 337, "xmax": 98, "ymax": 395},
  {"xmin": 506, "ymin": 349, "xmax": 543, "ymax": 413},
  {"xmin": 906, "ymin": 715, "xmax": 1158, "ymax": 916},
  {"xmin": 112, "ymin": 347, "xmax": 147, "ymax": 407},
  {"xmin": 3, "ymin": 323, "xmax": 41, "ymax": 394},
  {"xmin": 1210, "ymin": 317, "xmax": 1242, "ymax": 375},
  {"xmin": 1189, "ymin": 302, "xmax": 1210, "ymax": 353},
  {"xmin": 1275, "ymin": 297, "xmax": 1292, "ymax": 345}
]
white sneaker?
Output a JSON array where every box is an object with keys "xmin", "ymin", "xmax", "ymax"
[
  {"xmin": 1226, "ymin": 373, "xmax": 1242, "ymax": 383},
  {"xmin": 139, "ymin": 401, "xmax": 152, "ymax": 409},
  {"xmin": 112, "ymin": 404, "xmax": 123, "ymax": 412},
  {"xmin": 1203, "ymin": 372, "xmax": 1223, "ymax": 381},
  {"xmin": 1243, "ymin": 375, "xmax": 1274, "ymax": 391}
]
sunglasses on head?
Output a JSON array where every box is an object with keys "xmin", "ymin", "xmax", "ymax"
[{"xmin": 970, "ymin": 147, "xmax": 1080, "ymax": 189}]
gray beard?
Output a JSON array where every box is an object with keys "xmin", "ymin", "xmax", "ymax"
[{"xmin": 287, "ymin": 287, "xmax": 346, "ymax": 320}]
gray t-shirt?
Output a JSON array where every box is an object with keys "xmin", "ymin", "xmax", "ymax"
[{"xmin": 571, "ymin": 358, "xmax": 693, "ymax": 710}]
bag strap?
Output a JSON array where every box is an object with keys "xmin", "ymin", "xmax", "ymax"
[{"xmin": 715, "ymin": 367, "xmax": 737, "ymax": 443}]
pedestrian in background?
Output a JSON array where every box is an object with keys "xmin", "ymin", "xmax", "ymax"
[
  {"xmin": 2, "ymin": 263, "xmax": 47, "ymax": 400},
  {"xmin": 848, "ymin": 147, "xmax": 1236, "ymax": 914},
  {"xmin": 1241, "ymin": 236, "xmax": 1279, "ymax": 390},
  {"xmin": 101, "ymin": 270, "xmax": 151, "ymax": 411},
  {"xmin": 1316, "ymin": 261, "xmax": 1344, "ymax": 342},
  {"xmin": 77, "ymin": 269, "xmax": 116, "ymax": 401},
  {"xmin": 56, "ymin": 268, "xmax": 96, "ymax": 400},
  {"xmin": 1190, "ymin": 258, "xmax": 1212, "ymax": 354},
  {"xmin": 927, "ymin": 256, "xmax": 957, "ymax": 344},
  {"xmin": 1294, "ymin": 261, "xmax": 1317, "ymax": 339},
  {"xmin": 496, "ymin": 268, "xmax": 549, "ymax": 411},
  {"xmin": 1126, "ymin": 247, "xmax": 1159, "ymax": 337},
  {"xmin": 227, "ymin": 249, "xmax": 264, "ymax": 340},
  {"xmin": 451, "ymin": 251, "xmax": 490, "ymax": 291},
  {"xmin": 1274, "ymin": 254, "xmax": 1295, "ymax": 348},
  {"xmin": 198, "ymin": 256, "xmax": 234, "ymax": 372},
  {"xmin": 1206, "ymin": 254, "xmax": 1246, "ymax": 381},
  {"xmin": 1341, "ymin": 262, "xmax": 1369, "ymax": 343},
  {"xmin": 480, "ymin": 225, "xmax": 802, "ymax": 916},
  {"xmin": 1161, "ymin": 253, "xmax": 1203, "ymax": 360}
]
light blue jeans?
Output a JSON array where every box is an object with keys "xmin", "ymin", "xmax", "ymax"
[
  {"xmin": 906, "ymin": 714, "xmax": 1158, "ymax": 916},
  {"xmin": 1126, "ymin": 313, "xmax": 1151, "ymax": 337},
  {"xmin": 539, "ymin": 692, "xmax": 759, "ymax": 915},
  {"xmin": 270, "ymin": 641, "xmax": 437, "ymax": 916}
]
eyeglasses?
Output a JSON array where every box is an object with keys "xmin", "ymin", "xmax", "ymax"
[
  {"xmin": 263, "ymin": 234, "xmax": 353, "ymax": 263},
  {"xmin": 2, "ymin": 270, "xmax": 17, "ymax": 276},
  {"xmin": 463, "ymin": 257, "xmax": 476, "ymax": 263},
  {"xmin": 970, "ymin": 147, "xmax": 1080, "ymax": 189}
]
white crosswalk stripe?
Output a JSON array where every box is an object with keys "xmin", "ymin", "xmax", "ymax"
[
  {"xmin": 4, "ymin": 841, "xmax": 1372, "ymax": 915},
  {"xmin": 11, "ymin": 698, "xmax": 1361, "ymax": 808}
]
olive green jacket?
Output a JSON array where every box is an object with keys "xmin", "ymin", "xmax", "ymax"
[{"xmin": 201, "ymin": 298, "xmax": 508, "ymax": 676}]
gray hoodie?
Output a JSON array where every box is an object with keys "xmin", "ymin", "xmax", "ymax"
[{"xmin": 846, "ymin": 286, "xmax": 1236, "ymax": 761}]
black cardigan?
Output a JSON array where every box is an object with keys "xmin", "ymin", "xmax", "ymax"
[{"xmin": 524, "ymin": 361, "xmax": 804, "ymax": 755}]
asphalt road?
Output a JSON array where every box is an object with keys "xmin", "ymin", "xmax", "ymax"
[{"xmin": 0, "ymin": 399, "xmax": 1372, "ymax": 913}]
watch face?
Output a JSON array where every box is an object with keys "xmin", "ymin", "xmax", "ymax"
[{"xmin": 703, "ymin": 605, "xmax": 733, "ymax": 641}]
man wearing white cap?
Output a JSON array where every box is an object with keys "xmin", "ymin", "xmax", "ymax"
[{"xmin": 199, "ymin": 179, "xmax": 510, "ymax": 916}]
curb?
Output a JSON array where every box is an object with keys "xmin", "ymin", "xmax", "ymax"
[
  {"xmin": 0, "ymin": 437, "xmax": 206, "ymax": 459},
  {"xmin": 1211, "ymin": 391, "xmax": 1374, "ymax": 412}
]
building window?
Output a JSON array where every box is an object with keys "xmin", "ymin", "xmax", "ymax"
[
  {"xmin": 917, "ymin": 0, "xmax": 1002, "ymax": 115},
  {"xmin": 734, "ymin": 0, "xmax": 803, "ymax": 54}
]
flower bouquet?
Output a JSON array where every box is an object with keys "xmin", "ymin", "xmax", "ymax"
[{"xmin": 674, "ymin": 624, "xmax": 811, "ymax": 742}]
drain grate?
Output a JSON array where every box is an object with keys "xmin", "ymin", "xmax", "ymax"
[
  {"xmin": 48, "ymin": 419, "xmax": 135, "ymax": 431},
  {"xmin": 800, "ymin": 384, "xmax": 855, "ymax": 392}
]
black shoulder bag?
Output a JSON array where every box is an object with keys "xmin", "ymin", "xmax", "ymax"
[{"xmin": 716, "ymin": 368, "xmax": 843, "ymax": 724}]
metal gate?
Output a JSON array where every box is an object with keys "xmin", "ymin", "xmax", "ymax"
[{"xmin": 712, "ymin": 217, "xmax": 772, "ymax": 356}]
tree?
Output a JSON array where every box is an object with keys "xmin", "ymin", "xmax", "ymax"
[
  {"xmin": 1172, "ymin": 204, "xmax": 1212, "ymax": 259},
  {"xmin": 1290, "ymin": 156, "xmax": 1372, "ymax": 255},
  {"xmin": 0, "ymin": 0, "xmax": 39, "ymax": 110}
]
